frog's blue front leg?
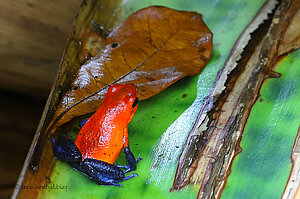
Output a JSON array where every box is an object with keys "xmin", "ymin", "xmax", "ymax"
[
  {"xmin": 79, "ymin": 118, "xmax": 89, "ymax": 128},
  {"xmin": 117, "ymin": 146, "xmax": 142, "ymax": 173}
]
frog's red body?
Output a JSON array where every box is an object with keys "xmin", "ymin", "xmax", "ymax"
[
  {"xmin": 52, "ymin": 84, "xmax": 141, "ymax": 187},
  {"xmin": 75, "ymin": 84, "xmax": 138, "ymax": 163}
]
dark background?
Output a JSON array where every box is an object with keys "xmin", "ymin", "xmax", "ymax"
[{"xmin": 0, "ymin": 1, "xmax": 81, "ymax": 198}]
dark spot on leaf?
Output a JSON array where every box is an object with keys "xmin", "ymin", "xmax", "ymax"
[
  {"xmin": 146, "ymin": 76, "xmax": 155, "ymax": 81},
  {"xmin": 259, "ymin": 98, "xmax": 263, "ymax": 102},
  {"xmin": 198, "ymin": 47, "xmax": 205, "ymax": 52},
  {"xmin": 182, "ymin": 93, "xmax": 188, "ymax": 98},
  {"xmin": 91, "ymin": 20, "xmax": 105, "ymax": 35},
  {"xmin": 112, "ymin": 42, "xmax": 119, "ymax": 48},
  {"xmin": 87, "ymin": 50, "xmax": 92, "ymax": 58},
  {"xmin": 27, "ymin": 3, "xmax": 34, "ymax": 7},
  {"xmin": 81, "ymin": 0, "xmax": 88, "ymax": 6},
  {"xmin": 174, "ymin": 110, "xmax": 177, "ymax": 112},
  {"xmin": 200, "ymin": 55, "xmax": 208, "ymax": 62},
  {"xmin": 152, "ymin": 116, "xmax": 155, "ymax": 119}
]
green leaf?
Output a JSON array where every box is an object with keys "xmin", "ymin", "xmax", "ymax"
[{"xmin": 221, "ymin": 49, "xmax": 300, "ymax": 199}]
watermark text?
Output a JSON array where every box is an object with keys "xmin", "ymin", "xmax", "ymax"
[{"xmin": 17, "ymin": 184, "xmax": 67, "ymax": 190}]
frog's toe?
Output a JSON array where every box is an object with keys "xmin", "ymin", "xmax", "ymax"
[
  {"xmin": 137, "ymin": 157, "xmax": 142, "ymax": 163},
  {"xmin": 123, "ymin": 173, "xmax": 138, "ymax": 181},
  {"xmin": 117, "ymin": 158, "xmax": 141, "ymax": 173},
  {"xmin": 99, "ymin": 177, "xmax": 124, "ymax": 187},
  {"xmin": 52, "ymin": 136, "xmax": 82, "ymax": 162},
  {"xmin": 116, "ymin": 164, "xmax": 130, "ymax": 170}
]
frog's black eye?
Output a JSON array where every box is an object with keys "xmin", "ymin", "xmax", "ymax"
[{"xmin": 132, "ymin": 97, "xmax": 138, "ymax": 108}]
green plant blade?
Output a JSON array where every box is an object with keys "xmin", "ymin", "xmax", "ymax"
[{"xmin": 221, "ymin": 49, "xmax": 300, "ymax": 199}]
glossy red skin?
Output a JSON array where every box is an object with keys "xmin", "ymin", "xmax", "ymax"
[{"xmin": 75, "ymin": 84, "xmax": 138, "ymax": 164}]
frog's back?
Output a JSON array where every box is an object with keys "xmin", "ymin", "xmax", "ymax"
[
  {"xmin": 75, "ymin": 106, "xmax": 125, "ymax": 163},
  {"xmin": 74, "ymin": 84, "xmax": 138, "ymax": 164}
]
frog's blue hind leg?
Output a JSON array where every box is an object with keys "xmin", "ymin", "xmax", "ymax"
[
  {"xmin": 117, "ymin": 146, "xmax": 142, "ymax": 173},
  {"xmin": 51, "ymin": 136, "xmax": 82, "ymax": 162},
  {"xmin": 69, "ymin": 161, "xmax": 123, "ymax": 187},
  {"xmin": 71, "ymin": 158, "xmax": 138, "ymax": 187}
]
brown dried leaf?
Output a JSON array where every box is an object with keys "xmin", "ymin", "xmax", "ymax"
[{"xmin": 50, "ymin": 6, "xmax": 213, "ymax": 131}]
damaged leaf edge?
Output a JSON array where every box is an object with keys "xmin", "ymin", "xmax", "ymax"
[{"xmin": 171, "ymin": 0, "xmax": 278, "ymax": 193}]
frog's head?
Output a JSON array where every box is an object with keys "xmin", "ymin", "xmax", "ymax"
[{"xmin": 104, "ymin": 83, "xmax": 139, "ymax": 122}]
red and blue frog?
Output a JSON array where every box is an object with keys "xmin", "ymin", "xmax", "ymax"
[{"xmin": 52, "ymin": 84, "xmax": 141, "ymax": 187}]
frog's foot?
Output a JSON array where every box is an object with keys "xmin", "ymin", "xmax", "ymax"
[
  {"xmin": 51, "ymin": 136, "xmax": 82, "ymax": 162},
  {"xmin": 117, "ymin": 147, "xmax": 142, "ymax": 173},
  {"xmin": 70, "ymin": 158, "xmax": 138, "ymax": 187}
]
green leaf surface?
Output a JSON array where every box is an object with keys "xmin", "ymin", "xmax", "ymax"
[
  {"xmin": 221, "ymin": 49, "xmax": 300, "ymax": 199},
  {"xmin": 42, "ymin": 0, "xmax": 267, "ymax": 198}
]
